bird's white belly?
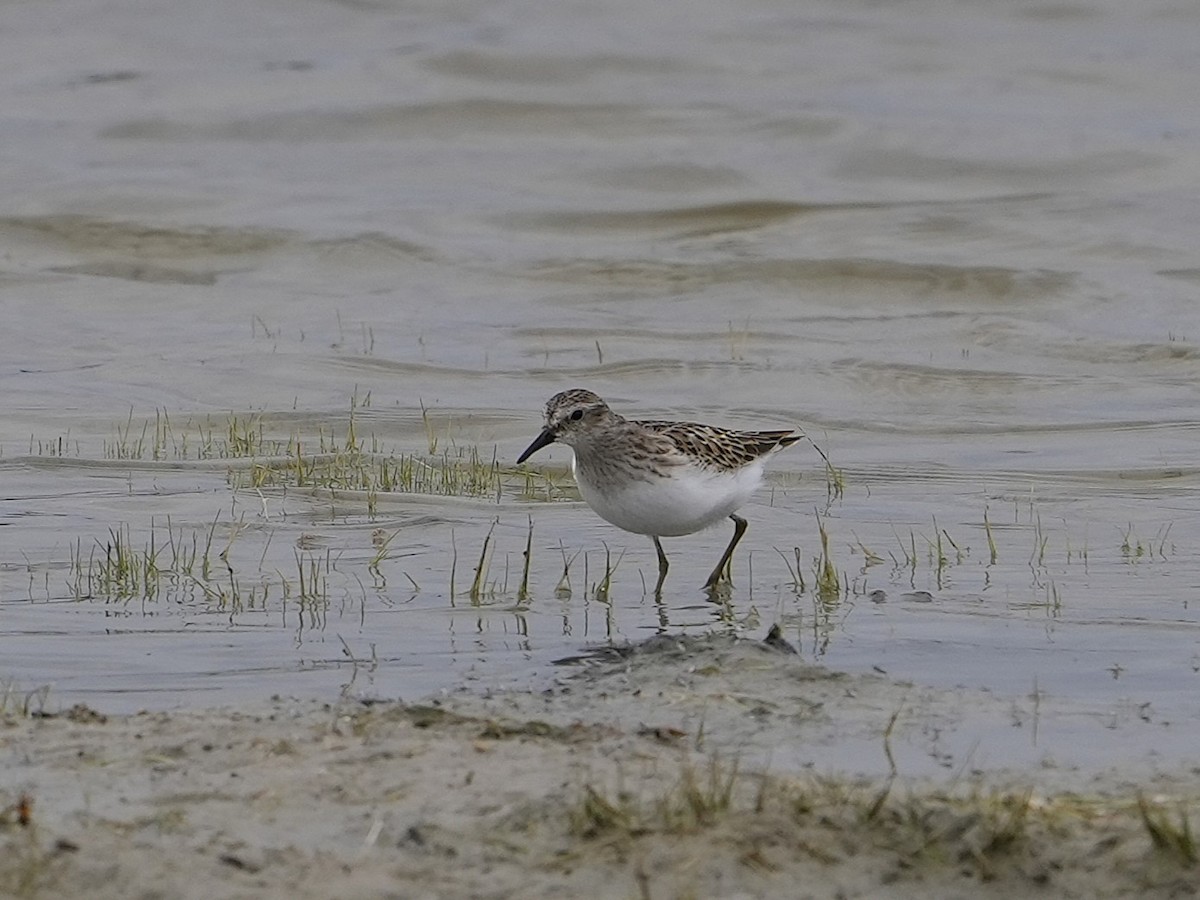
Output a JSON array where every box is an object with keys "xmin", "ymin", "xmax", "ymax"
[{"xmin": 572, "ymin": 456, "xmax": 765, "ymax": 537}]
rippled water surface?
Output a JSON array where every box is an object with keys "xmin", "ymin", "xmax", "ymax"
[{"xmin": 4, "ymin": 0, "xmax": 1200, "ymax": 772}]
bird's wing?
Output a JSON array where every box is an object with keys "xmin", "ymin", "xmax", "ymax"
[{"xmin": 637, "ymin": 421, "xmax": 801, "ymax": 471}]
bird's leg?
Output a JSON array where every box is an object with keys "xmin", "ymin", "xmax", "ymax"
[
  {"xmin": 704, "ymin": 515, "xmax": 748, "ymax": 588},
  {"xmin": 652, "ymin": 536, "xmax": 669, "ymax": 596}
]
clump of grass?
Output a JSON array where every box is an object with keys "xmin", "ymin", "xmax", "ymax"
[
  {"xmin": 813, "ymin": 511, "xmax": 841, "ymax": 599},
  {"xmin": 590, "ymin": 544, "xmax": 623, "ymax": 603},
  {"xmin": 1154, "ymin": 523, "xmax": 1175, "ymax": 560},
  {"xmin": 1120, "ymin": 523, "xmax": 1175, "ymax": 563},
  {"xmin": 64, "ymin": 510, "xmax": 568, "ymax": 627},
  {"xmin": 1138, "ymin": 794, "xmax": 1197, "ymax": 864},
  {"xmin": 224, "ymin": 412, "xmax": 270, "ymax": 458},
  {"xmin": 67, "ymin": 516, "xmax": 277, "ymax": 613},
  {"xmin": 774, "ymin": 514, "xmax": 853, "ymax": 602},
  {"xmin": 37, "ymin": 403, "xmax": 559, "ymax": 506},
  {"xmin": 1030, "ymin": 514, "xmax": 1049, "ymax": 569},
  {"xmin": 567, "ymin": 764, "xmax": 1200, "ymax": 886},
  {"xmin": 920, "ymin": 516, "xmax": 967, "ymax": 590},
  {"xmin": 571, "ymin": 756, "xmax": 739, "ymax": 839},
  {"xmin": 555, "ymin": 542, "xmax": 579, "ymax": 599},
  {"xmin": 850, "ymin": 532, "xmax": 885, "ymax": 570},
  {"xmin": 0, "ymin": 681, "xmax": 52, "ymax": 717},
  {"xmin": 1120, "ymin": 523, "xmax": 1143, "ymax": 561},
  {"xmin": 27, "ymin": 432, "xmax": 80, "ymax": 457},
  {"xmin": 665, "ymin": 757, "xmax": 739, "ymax": 829},
  {"xmin": 240, "ymin": 424, "xmax": 509, "ymax": 503},
  {"xmin": 468, "ymin": 519, "xmax": 498, "ymax": 603},
  {"xmin": 106, "ymin": 408, "xmax": 151, "ymax": 460},
  {"xmin": 519, "ymin": 465, "xmax": 572, "ymax": 502},
  {"xmin": 517, "ymin": 518, "xmax": 533, "ymax": 604},
  {"xmin": 801, "ymin": 434, "xmax": 844, "ymax": 503},
  {"xmin": 69, "ymin": 524, "xmax": 165, "ymax": 602},
  {"xmin": 368, "ymin": 527, "xmax": 401, "ymax": 588},
  {"xmin": 278, "ymin": 549, "xmax": 333, "ymax": 637},
  {"xmin": 98, "ymin": 408, "xmax": 289, "ymax": 462},
  {"xmin": 0, "ymin": 808, "xmax": 52, "ymax": 897},
  {"xmin": 447, "ymin": 519, "xmax": 551, "ymax": 604},
  {"xmin": 776, "ymin": 546, "xmax": 807, "ymax": 595},
  {"xmin": 291, "ymin": 549, "xmax": 331, "ymax": 607},
  {"xmin": 420, "ymin": 399, "xmax": 438, "ymax": 454},
  {"xmin": 573, "ymin": 784, "xmax": 636, "ymax": 838},
  {"xmin": 889, "ymin": 527, "xmax": 919, "ymax": 583}
]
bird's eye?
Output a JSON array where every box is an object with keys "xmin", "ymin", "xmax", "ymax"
[{"xmin": 570, "ymin": 409, "xmax": 584, "ymax": 421}]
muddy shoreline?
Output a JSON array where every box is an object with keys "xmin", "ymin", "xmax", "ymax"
[{"xmin": 3, "ymin": 633, "xmax": 1197, "ymax": 898}]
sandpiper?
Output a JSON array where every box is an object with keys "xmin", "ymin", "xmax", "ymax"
[{"xmin": 517, "ymin": 389, "xmax": 802, "ymax": 593}]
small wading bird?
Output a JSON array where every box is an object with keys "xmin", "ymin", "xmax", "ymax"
[{"xmin": 516, "ymin": 389, "xmax": 802, "ymax": 593}]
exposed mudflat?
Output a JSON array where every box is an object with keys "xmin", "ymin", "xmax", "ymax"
[{"xmin": 4, "ymin": 633, "xmax": 1197, "ymax": 899}]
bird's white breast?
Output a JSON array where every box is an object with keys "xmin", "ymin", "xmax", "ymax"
[{"xmin": 571, "ymin": 454, "xmax": 766, "ymax": 537}]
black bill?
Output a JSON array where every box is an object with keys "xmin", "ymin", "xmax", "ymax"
[{"xmin": 516, "ymin": 427, "xmax": 556, "ymax": 464}]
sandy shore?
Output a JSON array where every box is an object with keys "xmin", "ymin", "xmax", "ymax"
[{"xmin": 3, "ymin": 633, "xmax": 1198, "ymax": 899}]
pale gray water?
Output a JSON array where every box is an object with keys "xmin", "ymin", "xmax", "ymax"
[{"xmin": 3, "ymin": 0, "xmax": 1200, "ymax": 774}]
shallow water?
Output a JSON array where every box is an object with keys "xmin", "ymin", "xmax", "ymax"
[{"xmin": 4, "ymin": 0, "xmax": 1200, "ymax": 774}]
